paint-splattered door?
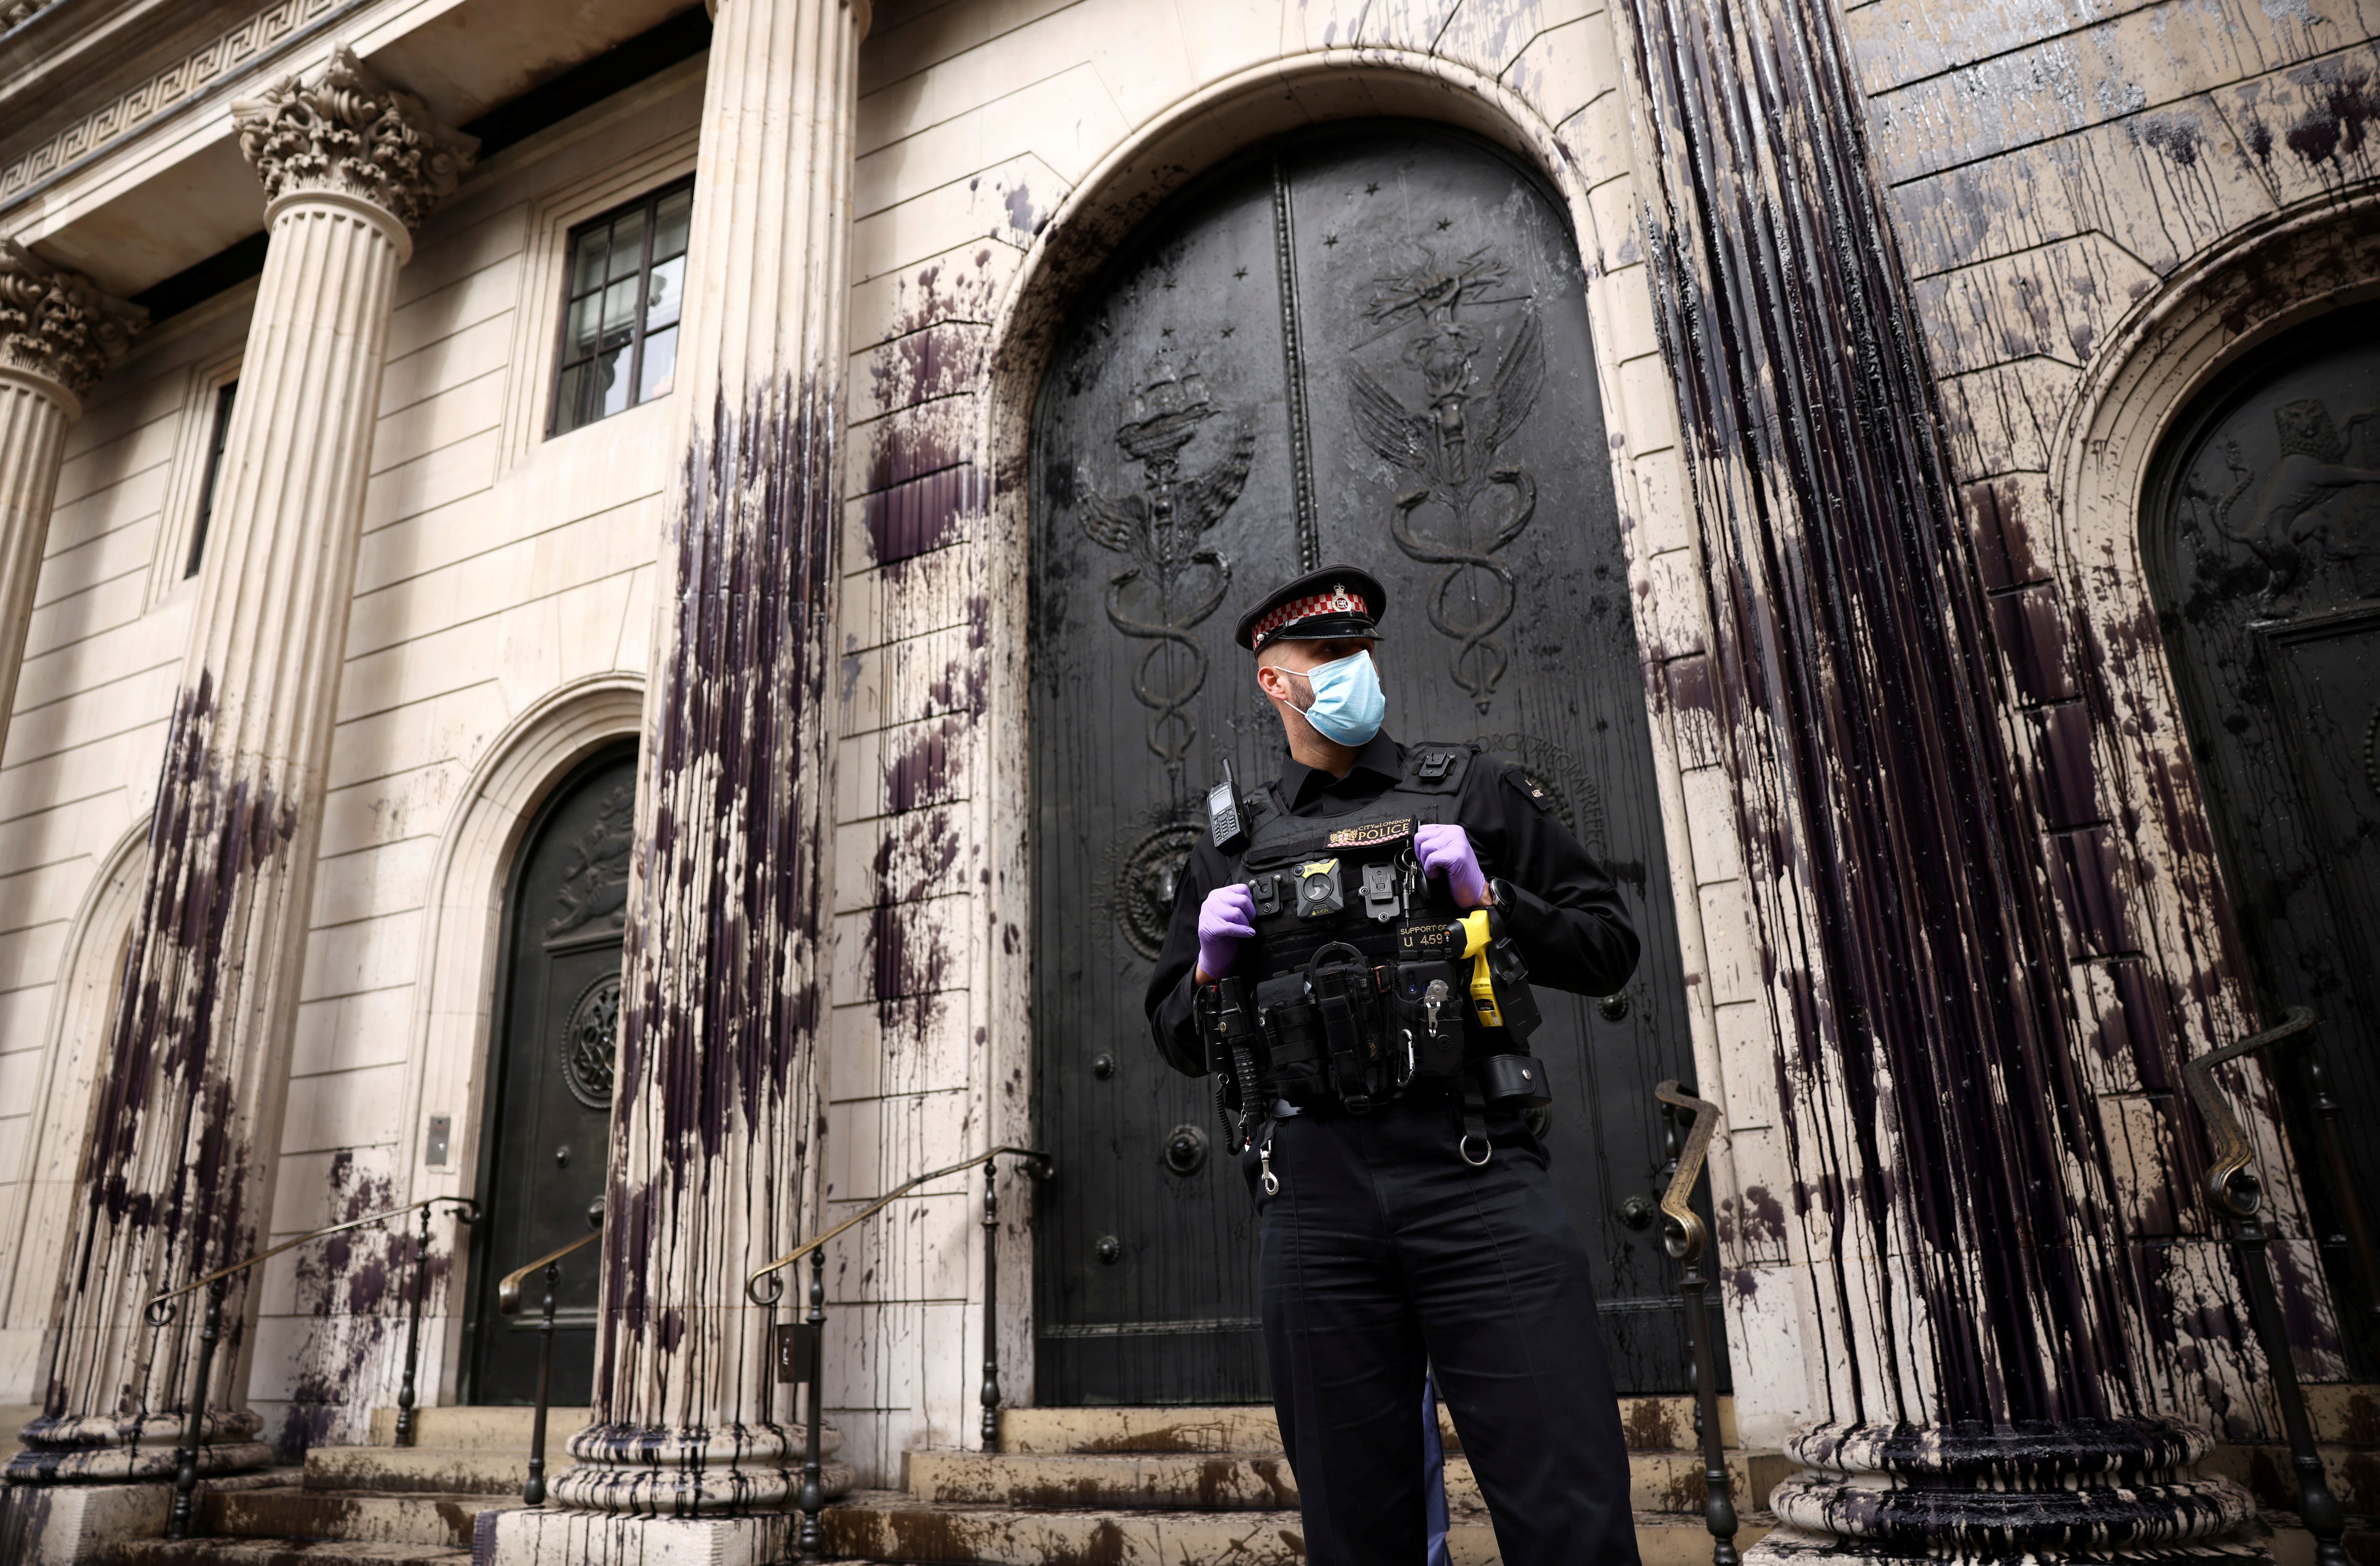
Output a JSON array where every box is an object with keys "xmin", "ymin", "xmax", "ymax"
[
  {"xmin": 2151, "ymin": 305, "xmax": 2380, "ymax": 1377},
  {"xmin": 1030, "ymin": 123, "xmax": 1711, "ymax": 1403},
  {"xmin": 465, "ymin": 745, "xmax": 637, "ymax": 1404}
]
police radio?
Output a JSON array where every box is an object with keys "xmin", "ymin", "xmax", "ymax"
[{"xmin": 1208, "ymin": 759, "xmax": 1248, "ymax": 855}]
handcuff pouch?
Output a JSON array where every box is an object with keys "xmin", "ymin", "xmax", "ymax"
[{"xmin": 1474, "ymin": 1051, "xmax": 1553, "ymax": 1109}]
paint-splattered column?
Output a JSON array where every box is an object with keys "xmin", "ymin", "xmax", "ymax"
[
  {"xmin": 1608, "ymin": 0, "xmax": 2264, "ymax": 1559},
  {"xmin": 495, "ymin": 0, "xmax": 864, "ymax": 1558},
  {"xmin": 0, "ymin": 243, "xmax": 142, "ymax": 764},
  {"xmin": 3, "ymin": 47, "xmax": 470, "ymax": 1505}
]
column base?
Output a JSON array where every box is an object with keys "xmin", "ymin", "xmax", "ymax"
[
  {"xmin": 0, "ymin": 1479, "xmax": 170, "ymax": 1565},
  {"xmin": 480, "ymin": 1466, "xmax": 856, "ymax": 1566},
  {"xmin": 5, "ymin": 1409, "xmax": 271, "ymax": 1484},
  {"xmin": 1747, "ymin": 1418, "xmax": 2266, "ymax": 1566},
  {"xmin": 550, "ymin": 1420, "xmax": 850, "ymax": 1514}
]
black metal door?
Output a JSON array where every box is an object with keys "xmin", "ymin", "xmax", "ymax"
[
  {"xmin": 2150, "ymin": 305, "xmax": 2380, "ymax": 1377},
  {"xmin": 465, "ymin": 745, "xmax": 636, "ymax": 1404},
  {"xmin": 1030, "ymin": 123, "xmax": 1708, "ymax": 1403}
]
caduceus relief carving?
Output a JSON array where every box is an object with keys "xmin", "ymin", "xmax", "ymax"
[
  {"xmin": 1076, "ymin": 364, "xmax": 1257, "ymax": 798},
  {"xmin": 1348, "ymin": 247, "xmax": 1545, "ymax": 711}
]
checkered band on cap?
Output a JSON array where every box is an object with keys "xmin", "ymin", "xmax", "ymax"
[{"xmin": 1251, "ymin": 583, "xmax": 1369, "ymax": 645}]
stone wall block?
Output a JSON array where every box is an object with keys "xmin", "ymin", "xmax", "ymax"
[
  {"xmin": 2045, "ymin": 823, "xmax": 2136, "ymax": 959},
  {"xmin": 2020, "ymin": 698, "xmax": 2100, "ymax": 831},
  {"xmin": 1987, "ymin": 580, "xmax": 2078, "ymax": 705},
  {"xmin": 1958, "ymin": 472, "xmax": 2047, "ymax": 593},
  {"xmin": 2070, "ymin": 956, "xmax": 2170, "ymax": 1097}
]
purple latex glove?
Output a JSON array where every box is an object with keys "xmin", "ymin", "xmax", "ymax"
[
  {"xmin": 1197, "ymin": 883, "xmax": 1258, "ymax": 979},
  {"xmin": 1415, "ymin": 824, "xmax": 1489, "ymax": 908}
]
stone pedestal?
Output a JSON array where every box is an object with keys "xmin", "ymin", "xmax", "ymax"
[
  {"xmin": 481, "ymin": 0, "xmax": 865, "ymax": 1549},
  {"xmin": 0, "ymin": 243, "xmax": 141, "ymax": 764},
  {"xmin": 3, "ymin": 45, "xmax": 471, "ymax": 1524},
  {"xmin": 1608, "ymin": 0, "xmax": 2272, "ymax": 1558}
]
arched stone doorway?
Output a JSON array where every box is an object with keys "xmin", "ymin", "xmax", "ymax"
[
  {"xmin": 1028, "ymin": 120, "xmax": 1707, "ymax": 1404},
  {"xmin": 460, "ymin": 742, "xmax": 637, "ymax": 1404},
  {"xmin": 2146, "ymin": 302, "xmax": 2380, "ymax": 1376}
]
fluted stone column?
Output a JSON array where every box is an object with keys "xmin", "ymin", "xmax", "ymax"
[
  {"xmin": 1609, "ymin": 0, "xmax": 2262, "ymax": 1560},
  {"xmin": 490, "ymin": 0, "xmax": 863, "ymax": 1559},
  {"xmin": 3, "ymin": 47, "xmax": 470, "ymax": 1533},
  {"xmin": 0, "ymin": 243, "xmax": 142, "ymax": 765}
]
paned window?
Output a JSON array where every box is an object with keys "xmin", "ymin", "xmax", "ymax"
[
  {"xmin": 550, "ymin": 178, "xmax": 693, "ymax": 436},
  {"xmin": 184, "ymin": 380, "xmax": 237, "ymax": 578}
]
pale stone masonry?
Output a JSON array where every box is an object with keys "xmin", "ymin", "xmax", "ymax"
[{"xmin": 0, "ymin": 0, "xmax": 2367, "ymax": 1559}]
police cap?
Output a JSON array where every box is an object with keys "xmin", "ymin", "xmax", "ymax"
[{"xmin": 1233, "ymin": 565, "xmax": 1388, "ymax": 652}]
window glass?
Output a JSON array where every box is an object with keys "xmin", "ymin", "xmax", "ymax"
[
  {"xmin": 184, "ymin": 380, "xmax": 238, "ymax": 579},
  {"xmin": 550, "ymin": 176, "xmax": 695, "ymax": 437}
]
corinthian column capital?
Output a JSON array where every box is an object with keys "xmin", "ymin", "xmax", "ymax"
[
  {"xmin": 232, "ymin": 46, "xmax": 478, "ymax": 233},
  {"xmin": 0, "ymin": 241, "xmax": 145, "ymax": 402}
]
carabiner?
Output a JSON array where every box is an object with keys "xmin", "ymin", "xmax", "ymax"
[{"xmin": 1260, "ymin": 1133, "xmax": 1281, "ymax": 1196}]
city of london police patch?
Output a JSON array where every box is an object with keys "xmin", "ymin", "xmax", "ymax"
[{"xmin": 1328, "ymin": 817, "xmax": 1416, "ymax": 850}]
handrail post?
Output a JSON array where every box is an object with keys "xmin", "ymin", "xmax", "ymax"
[
  {"xmin": 2185, "ymin": 1011, "xmax": 2349, "ymax": 1566},
  {"xmin": 980, "ymin": 1154, "xmax": 1002, "ymax": 1448},
  {"xmin": 2238, "ymin": 1202, "xmax": 2351, "ymax": 1566},
  {"xmin": 1679, "ymin": 1201, "xmax": 1738, "ymax": 1566},
  {"xmin": 167, "ymin": 1274, "xmax": 226, "ymax": 1541},
  {"xmin": 798, "ymin": 1245, "xmax": 827, "ymax": 1563},
  {"xmin": 396, "ymin": 1202, "xmax": 431, "ymax": 1447},
  {"xmin": 1654, "ymin": 1082, "xmax": 1735, "ymax": 1566},
  {"xmin": 524, "ymin": 1260, "xmax": 560, "ymax": 1506}
]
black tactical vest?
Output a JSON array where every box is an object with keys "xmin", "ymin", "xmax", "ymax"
[
  {"xmin": 1233, "ymin": 742, "xmax": 1477, "ymax": 977},
  {"xmin": 1196, "ymin": 742, "xmax": 1551, "ymax": 1150}
]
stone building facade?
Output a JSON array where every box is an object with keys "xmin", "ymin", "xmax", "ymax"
[{"xmin": 0, "ymin": 0, "xmax": 2371, "ymax": 1558}]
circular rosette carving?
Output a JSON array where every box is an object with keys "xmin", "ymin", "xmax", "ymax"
[
  {"xmin": 560, "ymin": 974, "xmax": 621, "ymax": 1110},
  {"xmin": 1115, "ymin": 822, "xmax": 1203, "ymax": 961}
]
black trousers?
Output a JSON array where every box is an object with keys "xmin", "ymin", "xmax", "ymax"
[{"xmin": 1245, "ymin": 1096, "xmax": 1640, "ymax": 1566}]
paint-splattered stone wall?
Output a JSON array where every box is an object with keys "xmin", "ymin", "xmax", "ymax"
[{"xmin": 1859, "ymin": 0, "xmax": 2376, "ymax": 1424}]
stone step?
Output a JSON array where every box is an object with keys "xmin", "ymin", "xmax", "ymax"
[
  {"xmin": 196, "ymin": 1482, "xmax": 516, "ymax": 1547},
  {"xmin": 905, "ymin": 1446, "xmax": 1791, "ymax": 1515},
  {"xmin": 118, "ymin": 1541, "xmax": 471, "ymax": 1565},
  {"xmin": 822, "ymin": 1492, "xmax": 1775, "ymax": 1566},
  {"xmin": 365, "ymin": 1406, "xmax": 591, "ymax": 1450},
  {"xmin": 303, "ymin": 1444, "xmax": 569, "ymax": 1497},
  {"xmin": 994, "ymin": 1395, "xmax": 1737, "ymax": 1455}
]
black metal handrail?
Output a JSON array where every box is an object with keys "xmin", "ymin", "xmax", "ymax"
[
  {"xmin": 1654, "ymin": 1080, "xmax": 1735, "ymax": 1566},
  {"xmin": 496, "ymin": 1226, "xmax": 603, "ymax": 1505},
  {"xmin": 143, "ymin": 1193, "xmax": 479, "ymax": 1540},
  {"xmin": 745, "ymin": 1145, "xmax": 1054, "ymax": 1561},
  {"xmin": 2183, "ymin": 1007, "xmax": 2349, "ymax": 1566}
]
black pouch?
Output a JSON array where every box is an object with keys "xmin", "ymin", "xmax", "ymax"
[
  {"xmin": 1256, "ymin": 975, "xmax": 1326, "ymax": 1101},
  {"xmin": 1307, "ymin": 942, "xmax": 1380, "ymax": 1108},
  {"xmin": 1474, "ymin": 1051, "xmax": 1552, "ymax": 1109}
]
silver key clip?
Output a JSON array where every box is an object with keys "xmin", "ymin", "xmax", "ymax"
[{"xmin": 1260, "ymin": 1133, "xmax": 1280, "ymax": 1196}]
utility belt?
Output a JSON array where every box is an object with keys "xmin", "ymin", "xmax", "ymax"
[{"xmin": 1195, "ymin": 904, "xmax": 1550, "ymax": 1170}]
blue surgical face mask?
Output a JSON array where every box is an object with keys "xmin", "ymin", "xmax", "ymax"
[{"xmin": 1295, "ymin": 650, "xmax": 1386, "ymax": 745}]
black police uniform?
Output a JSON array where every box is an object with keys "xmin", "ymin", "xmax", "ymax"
[{"xmin": 1146, "ymin": 722, "xmax": 1646, "ymax": 1566}]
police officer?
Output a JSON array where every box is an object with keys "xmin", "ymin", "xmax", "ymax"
[{"xmin": 1145, "ymin": 565, "xmax": 1643, "ymax": 1566}]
